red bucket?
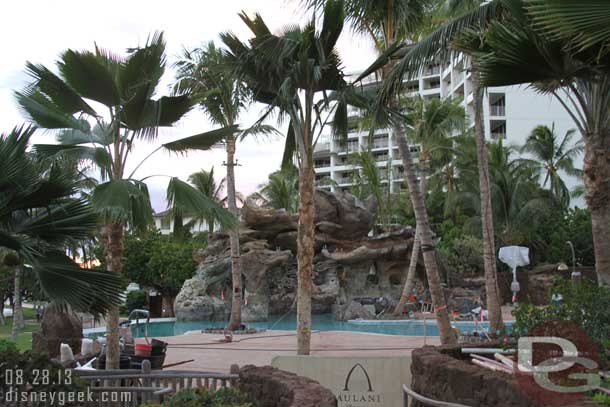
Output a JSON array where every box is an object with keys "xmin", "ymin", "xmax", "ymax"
[{"xmin": 135, "ymin": 343, "xmax": 152, "ymax": 357}]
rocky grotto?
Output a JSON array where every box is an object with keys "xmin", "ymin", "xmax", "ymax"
[{"xmin": 174, "ymin": 189, "xmax": 424, "ymax": 322}]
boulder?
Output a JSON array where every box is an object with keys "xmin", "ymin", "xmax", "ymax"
[
  {"xmin": 314, "ymin": 190, "xmax": 375, "ymax": 239},
  {"xmin": 338, "ymin": 300, "xmax": 375, "ymax": 320},
  {"xmin": 238, "ymin": 365, "xmax": 337, "ymax": 407},
  {"xmin": 33, "ymin": 305, "xmax": 82, "ymax": 358},
  {"xmin": 241, "ymin": 201, "xmax": 297, "ymax": 240},
  {"xmin": 174, "ymin": 278, "xmax": 227, "ymax": 321}
]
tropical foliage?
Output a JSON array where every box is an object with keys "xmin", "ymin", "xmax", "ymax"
[
  {"xmin": 122, "ymin": 231, "xmax": 198, "ymax": 317},
  {"xmin": 0, "ymin": 126, "xmax": 122, "ymax": 314},
  {"xmin": 15, "ymin": 32, "xmax": 231, "ymax": 368},
  {"xmin": 254, "ymin": 166, "xmax": 299, "ymax": 214}
]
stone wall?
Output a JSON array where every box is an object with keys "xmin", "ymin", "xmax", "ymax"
[
  {"xmin": 410, "ymin": 344, "xmax": 605, "ymax": 407},
  {"xmin": 237, "ymin": 365, "xmax": 337, "ymax": 407},
  {"xmin": 411, "ymin": 344, "xmax": 542, "ymax": 407}
]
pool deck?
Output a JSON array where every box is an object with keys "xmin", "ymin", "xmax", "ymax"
[{"xmin": 155, "ymin": 330, "xmax": 441, "ymax": 373}]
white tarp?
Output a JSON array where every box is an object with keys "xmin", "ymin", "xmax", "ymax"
[{"xmin": 499, "ymin": 246, "xmax": 530, "ymax": 299}]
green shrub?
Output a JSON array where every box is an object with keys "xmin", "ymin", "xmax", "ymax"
[
  {"xmin": 438, "ymin": 235, "xmax": 484, "ymax": 275},
  {"xmin": 0, "ymin": 338, "xmax": 18, "ymax": 353},
  {"xmin": 124, "ymin": 289, "xmax": 147, "ymax": 314},
  {"xmin": 592, "ymin": 390, "xmax": 610, "ymax": 406},
  {"xmin": 512, "ymin": 278, "xmax": 610, "ymax": 366},
  {"xmin": 142, "ymin": 387, "xmax": 256, "ymax": 407}
]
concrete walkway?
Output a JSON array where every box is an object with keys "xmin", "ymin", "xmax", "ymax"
[{"xmin": 156, "ymin": 330, "xmax": 441, "ymax": 373}]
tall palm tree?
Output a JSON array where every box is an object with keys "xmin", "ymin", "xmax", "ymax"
[
  {"xmin": 375, "ymin": 0, "xmax": 507, "ymax": 333},
  {"xmin": 188, "ymin": 168, "xmax": 227, "ymax": 234},
  {"xmin": 456, "ymin": 0, "xmax": 610, "ymax": 286},
  {"xmin": 306, "ymin": 0, "xmax": 457, "ymax": 343},
  {"xmin": 519, "ymin": 124, "xmax": 583, "ymax": 208},
  {"xmin": 16, "ymin": 33, "xmax": 232, "ymax": 368},
  {"xmin": 173, "ymin": 41, "xmax": 277, "ymax": 331},
  {"xmin": 394, "ymin": 96, "xmax": 465, "ymax": 315},
  {"xmin": 221, "ymin": 1, "xmax": 374, "ymax": 353},
  {"xmin": 0, "ymin": 126, "xmax": 123, "ymax": 336}
]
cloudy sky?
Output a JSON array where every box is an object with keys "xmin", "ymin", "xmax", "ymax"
[{"xmin": 0, "ymin": 0, "xmax": 378, "ymax": 211}]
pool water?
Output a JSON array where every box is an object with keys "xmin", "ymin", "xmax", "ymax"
[{"xmin": 131, "ymin": 314, "xmax": 511, "ymax": 338}]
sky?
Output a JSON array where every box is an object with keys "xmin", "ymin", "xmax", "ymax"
[{"xmin": 0, "ymin": 0, "xmax": 378, "ymax": 211}]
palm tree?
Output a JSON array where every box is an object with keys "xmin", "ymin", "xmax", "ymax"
[
  {"xmin": 188, "ymin": 168, "xmax": 227, "ymax": 234},
  {"xmin": 519, "ymin": 124, "xmax": 583, "ymax": 208},
  {"xmin": 394, "ymin": 96, "xmax": 465, "ymax": 315},
  {"xmin": 173, "ymin": 41, "xmax": 277, "ymax": 331},
  {"xmin": 16, "ymin": 33, "xmax": 232, "ymax": 368},
  {"xmin": 456, "ymin": 0, "xmax": 610, "ymax": 286},
  {"xmin": 256, "ymin": 166, "xmax": 299, "ymax": 214},
  {"xmin": 221, "ymin": 1, "xmax": 376, "ymax": 353},
  {"xmin": 374, "ymin": 0, "xmax": 507, "ymax": 333},
  {"xmin": 0, "ymin": 126, "xmax": 123, "ymax": 340},
  {"xmin": 305, "ymin": 0, "xmax": 457, "ymax": 343}
]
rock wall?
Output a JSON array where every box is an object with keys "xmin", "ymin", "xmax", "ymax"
[
  {"xmin": 411, "ymin": 344, "xmax": 543, "ymax": 407},
  {"xmin": 175, "ymin": 190, "xmax": 418, "ymax": 322},
  {"xmin": 238, "ymin": 365, "xmax": 337, "ymax": 407}
]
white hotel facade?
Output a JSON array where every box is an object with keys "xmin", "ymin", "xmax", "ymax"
[{"xmin": 313, "ymin": 56, "xmax": 576, "ymax": 194}]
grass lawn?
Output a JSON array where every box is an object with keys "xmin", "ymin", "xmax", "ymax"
[{"xmin": 0, "ymin": 318, "xmax": 40, "ymax": 351}]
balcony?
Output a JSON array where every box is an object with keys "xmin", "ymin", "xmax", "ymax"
[
  {"xmin": 424, "ymin": 65, "xmax": 441, "ymax": 76},
  {"xmin": 315, "ymin": 177, "xmax": 333, "ymax": 187},
  {"xmin": 314, "ymin": 160, "xmax": 331, "ymax": 168},
  {"xmin": 314, "ymin": 142, "xmax": 330, "ymax": 153},
  {"xmin": 337, "ymin": 177, "xmax": 353, "ymax": 185},
  {"xmin": 490, "ymin": 105, "xmax": 506, "ymax": 116}
]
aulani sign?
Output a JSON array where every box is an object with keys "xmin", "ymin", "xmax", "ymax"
[
  {"xmin": 272, "ymin": 356, "xmax": 411, "ymax": 407},
  {"xmin": 337, "ymin": 363, "xmax": 382, "ymax": 406}
]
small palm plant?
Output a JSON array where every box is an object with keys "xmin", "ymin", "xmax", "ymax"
[{"xmin": 0, "ymin": 126, "xmax": 124, "ymax": 339}]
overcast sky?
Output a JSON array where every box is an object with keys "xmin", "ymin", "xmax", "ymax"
[{"xmin": 0, "ymin": 0, "xmax": 378, "ymax": 211}]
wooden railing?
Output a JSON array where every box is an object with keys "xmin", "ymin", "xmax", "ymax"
[
  {"xmin": 402, "ymin": 384, "xmax": 472, "ymax": 407},
  {"xmin": 74, "ymin": 361, "xmax": 238, "ymax": 406}
]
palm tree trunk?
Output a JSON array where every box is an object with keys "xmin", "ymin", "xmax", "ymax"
[
  {"xmin": 162, "ymin": 294, "xmax": 176, "ymax": 318},
  {"xmin": 105, "ymin": 221, "xmax": 124, "ymax": 369},
  {"xmin": 583, "ymin": 135, "xmax": 610, "ymax": 286},
  {"xmin": 395, "ymin": 128, "xmax": 456, "ymax": 345},
  {"xmin": 297, "ymin": 153, "xmax": 315, "ymax": 354},
  {"xmin": 393, "ymin": 166, "xmax": 428, "ymax": 316},
  {"xmin": 226, "ymin": 137, "xmax": 243, "ymax": 331},
  {"xmin": 11, "ymin": 264, "xmax": 24, "ymax": 341},
  {"xmin": 471, "ymin": 70, "xmax": 504, "ymax": 332}
]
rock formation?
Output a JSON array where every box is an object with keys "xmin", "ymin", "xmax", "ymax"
[{"xmin": 174, "ymin": 190, "xmax": 418, "ymax": 322}]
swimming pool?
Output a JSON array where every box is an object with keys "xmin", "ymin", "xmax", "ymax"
[{"xmin": 129, "ymin": 314, "xmax": 512, "ymax": 338}]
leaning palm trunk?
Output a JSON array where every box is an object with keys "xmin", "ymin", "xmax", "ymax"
[
  {"xmin": 471, "ymin": 71, "xmax": 504, "ymax": 332},
  {"xmin": 226, "ymin": 137, "xmax": 243, "ymax": 331},
  {"xmin": 297, "ymin": 153, "xmax": 316, "ymax": 354},
  {"xmin": 584, "ymin": 133, "xmax": 610, "ymax": 286},
  {"xmin": 394, "ymin": 169, "xmax": 428, "ymax": 316},
  {"xmin": 11, "ymin": 264, "xmax": 25, "ymax": 341},
  {"xmin": 395, "ymin": 128, "xmax": 456, "ymax": 344},
  {"xmin": 105, "ymin": 221, "xmax": 124, "ymax": 370}
]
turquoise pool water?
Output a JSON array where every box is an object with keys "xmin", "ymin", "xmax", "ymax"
[{"xmin": 131, "ymin": 314, "xmax": 512, "ymax": 338}]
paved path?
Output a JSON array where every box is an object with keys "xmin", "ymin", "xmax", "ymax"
[{"xmin": 154, "ymin": 330, "xmax": 441, "ymax": 373}]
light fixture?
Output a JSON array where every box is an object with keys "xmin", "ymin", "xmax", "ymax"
[{"xmin": 557, "ymin": 263, "xmax": 569, "ymax": 271}]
